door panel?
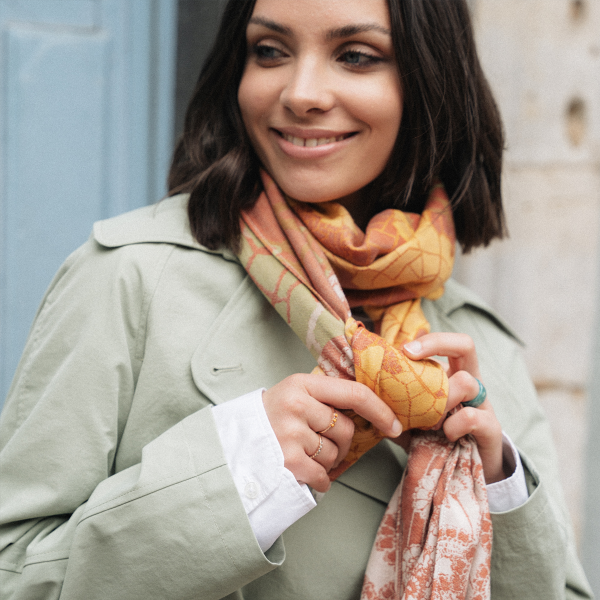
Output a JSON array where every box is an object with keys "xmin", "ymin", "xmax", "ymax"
[{"xmin": 0, "ymin": 0, "xmax": 177, "ymax": 404}]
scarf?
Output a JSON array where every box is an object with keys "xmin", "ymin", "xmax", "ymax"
[{"xmin": 238, "ymin": 171, "xmax": 492, "ymax": 599}]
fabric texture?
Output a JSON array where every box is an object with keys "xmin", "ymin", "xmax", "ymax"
[{"xmin": 238, "ymin": 172, "xmax": 492, "ymax": 599}]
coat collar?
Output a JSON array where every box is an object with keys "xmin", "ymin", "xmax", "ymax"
[
  {"xmin": 92, "ymin": 194, "xmax": 239, "ymax": 262},
  {"xmin": 430, "ymin": 278, "xmax": 523, "ymax": 344},
  {"xmin": 93, "ymin": 195, "xmax": 520, "ymax": 342}
]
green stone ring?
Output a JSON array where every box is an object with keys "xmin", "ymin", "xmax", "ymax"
[{"xmin": 462, "ymin": 378, "xmax": 487, "ymax": 408}]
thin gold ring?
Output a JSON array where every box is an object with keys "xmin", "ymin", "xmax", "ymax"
[
  {"xmin": 309, "ymin": 435, "xmax": 324, "ymax": 460},
  {"xmin": 318, "ymin": 410, "xmax": 338, "ymax": 435}
]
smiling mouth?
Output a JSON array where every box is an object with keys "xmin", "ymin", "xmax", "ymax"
[{"xmin": 276, "ymin": 130, "xmax": 356, "ymax": 147}]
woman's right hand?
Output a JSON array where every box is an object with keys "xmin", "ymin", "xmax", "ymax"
[{"xmin": 262, "ymin": 374, "xmax": 402, "ymax": 492}]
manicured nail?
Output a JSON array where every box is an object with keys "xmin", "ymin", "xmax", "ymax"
[
  {"xmin": 391, "ymin": 419, "xmax": 402, "ymax": 437},
  {"xmin": 403, "ymin": 340, "xmax": 422, "ymax": 355}
]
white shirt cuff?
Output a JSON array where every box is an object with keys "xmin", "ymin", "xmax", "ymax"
[
  {"xmin": 212, "ymin": 389, "xmax": 316, "ymax": 552},
  {"xmin": 486, "ymin": 431, "xmax": 529, "ymax": 513},
  {"xmin": 214, "ymin": 393, "xmax": 527, "ymax": 547}
]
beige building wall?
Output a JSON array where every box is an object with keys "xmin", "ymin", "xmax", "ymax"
[{"xmin": 456, "ymin": 0, "xmax": 600, "ymax": 553}]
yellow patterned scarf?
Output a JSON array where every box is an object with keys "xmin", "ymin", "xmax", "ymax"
[{"xmin": 238, "ymin": 171, "xmax": 491, "ymax": 598}]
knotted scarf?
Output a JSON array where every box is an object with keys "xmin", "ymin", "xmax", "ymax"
[{"xmin": 238, "ymin": 171, "xmax": 492, "ymax": 599}]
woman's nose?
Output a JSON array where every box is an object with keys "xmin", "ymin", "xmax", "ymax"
[{"xmin": 279, "ymin": 57, "xmax": 335, "ymax": 115}]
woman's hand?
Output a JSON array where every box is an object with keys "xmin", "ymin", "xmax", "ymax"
[
  {"xmin": 403, "ymin": 333, "xmax": 506, "ymax": 484},
  {"xmin": 262, "ymin": 374, "xmax": 402, "ymax": 492}
]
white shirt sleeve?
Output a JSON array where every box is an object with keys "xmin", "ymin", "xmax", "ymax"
[
  {"xmin": 486, "ymin": 431, "xmax": 529, "ymax": 513},
  {"xmin": 213, "ymin": 390, "xmax": 529, "ymax": 551},
  {"xmin": 211, "ymin": 389, "xmax": 316, "ymax": 552}
]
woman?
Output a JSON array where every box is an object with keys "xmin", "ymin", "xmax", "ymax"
[{"xmin": 0, "ymin": 0, "xmax": 592, "ymax": 598}]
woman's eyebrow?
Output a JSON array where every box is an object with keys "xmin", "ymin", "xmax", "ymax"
[
  {"xmin": 247, "ymin": 18, "xmax": 391, "ymax": 40},
  {"xmin": 248, "ymin": 16, "xmax": 292, "ymax": 36},
  {"xmin": 326, "ymin": 23, "xmax": 391, "ymax": 40}
]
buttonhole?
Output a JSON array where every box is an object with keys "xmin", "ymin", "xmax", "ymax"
[{"xmin": 211, "ymin": 364, "xmax": 243, "ymax": 375}]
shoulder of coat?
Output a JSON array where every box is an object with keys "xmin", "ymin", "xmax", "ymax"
[
  {"xmin": 429, "ymin": 278, "xmax": 523, "ymax": 345},
  {"xmin": 92, "ymin": 194, "xmax": 238, "ymax": 262}
]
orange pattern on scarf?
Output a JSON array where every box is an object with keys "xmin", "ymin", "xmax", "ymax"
[{"xmin": 361, "ymin": 433, "xmax": 492, "ymax": 600}]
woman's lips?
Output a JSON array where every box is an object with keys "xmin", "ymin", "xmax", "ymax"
[{"xmin": 271, "ymin": 128, "xmax": 357, "ymax": 157}]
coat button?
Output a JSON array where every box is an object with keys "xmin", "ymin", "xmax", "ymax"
[{"xmin": 244, "ymin": 481, "xmax": 260, "ymax": 499}]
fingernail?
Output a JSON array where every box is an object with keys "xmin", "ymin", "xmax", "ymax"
[
  {"xmin": 403, "ymin": 340, "xmax": 422, "ymax": 355},
  {"xmin": 391, "ymin": 419, "xmax": 402, "ymax": 437}
]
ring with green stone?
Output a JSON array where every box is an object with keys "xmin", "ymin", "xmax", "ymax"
[{"xmin": 462, "ymin": 378, "xmax": 487, "ymax": 408}]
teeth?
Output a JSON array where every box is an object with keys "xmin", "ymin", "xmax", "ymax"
[{"xmin": 283, "ymin": 133, "xmax": 347, "ymax": 146}]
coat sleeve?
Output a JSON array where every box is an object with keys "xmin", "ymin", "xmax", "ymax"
[
  {"xmin": 485, "ymin": 348, "xmax": 593, "ymax": 600},
  {"xmin": 439, "ymin": 298, "xmax": 594, "ymax": 600},
  {"xmin": 0, "ymin": 240, "xmax": 283, "ymax": 600}
]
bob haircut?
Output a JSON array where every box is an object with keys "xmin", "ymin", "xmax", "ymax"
[{"xmin": 169, "ymin": 0, "xmax": 506, "ymax": 253}]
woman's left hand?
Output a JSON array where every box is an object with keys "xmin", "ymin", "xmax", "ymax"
[{"xmin": 402, "ymin": 332, "xmax": 506, "ymax": 484}]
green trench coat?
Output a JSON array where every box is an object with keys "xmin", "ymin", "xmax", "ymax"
[{"xmin": 0, "ymin": 196, "xmax": 593, "ymax": 600}]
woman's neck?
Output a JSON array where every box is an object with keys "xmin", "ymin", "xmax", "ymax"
[{"xmin": 338, "ymin": 189, "xmax": 376, "ymax": 231}]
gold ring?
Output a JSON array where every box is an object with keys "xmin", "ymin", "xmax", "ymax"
[
  {"xmin": 318, "ymin": 410, "xmax": 338, "ymax": 435},
  {"xmin": 309, "ymin": 435, "xmax": 324, "ymax": 460}
]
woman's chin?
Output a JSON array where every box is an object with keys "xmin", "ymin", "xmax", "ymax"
[{"xmin": 274, "ymin": 179, "xmax": 360, "ymax": 206}]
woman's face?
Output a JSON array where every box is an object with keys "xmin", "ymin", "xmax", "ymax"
[{"xmin": 238, "ymin": 0, "xmax": 402, "ymax": 206}]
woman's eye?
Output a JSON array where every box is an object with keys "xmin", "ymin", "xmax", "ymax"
[
  {"xmin": 253, "ymin": 43, "xmax": 285, "ymax": 61},
  {"xmin": 339, "ymin": 50, "xmax": 383, "ymax": 68}
]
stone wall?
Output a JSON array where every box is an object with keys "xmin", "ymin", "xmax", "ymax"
[{"xmin": 457, "ymin": 0, "xmax": 600, "ymax": 551}]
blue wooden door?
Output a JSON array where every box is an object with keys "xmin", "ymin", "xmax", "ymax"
[{"xmin": 0, "ymin": 0, "xmax": 178, "ymax": 405}]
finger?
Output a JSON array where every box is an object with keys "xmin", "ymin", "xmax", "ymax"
[
  {"xmin": 446, "ymin": 370, "xmax": 486, "ymax": 413},
  {"xmin": 403, "ymin": 332, "xmax": 480, "ymax": 377},
  {"xmin": 315, "ymin": 407, "xmax": 339, "ymax": 435},
  {"xmin": 323, "ymin": 413, "xmax": 355, "ymax": 468},
  {"xmin": 306, "ymin": 434, "xmax": 340, "ymax": 472},
  {"xmin": 277, "ymin": 432, "xmax": 332, "ymax": 492},
  {"xmin": 305, "ymin": 405, "xmax": 339, "ymax": 437},
  {"xmin": 287, "ymin": 374, "xmax": 402, "ymax": 438},
  {"xmin": 432, "ymin": 370, "xmax": 482, "ymax": 430},
  {"xmin": 297, "ymin": 460, "xmax": 332, "ymax": 493},
  {"xmin": 264, "ymin": 382, "xmax": 357, "ymax": 467},
  {"xmin": 443, "ymin": 406, "xmax": 504, "ymax": 484},
  {"xmin": 295, "ymin": 434, "xmax": 335, "ymax": 492},
  {"xmin": 307, "ymin": 408, "xmax": 354, "ymax": 467},
  {"xmin": 265, "ymin": 374, "xmax": 402, "ymax": 438}
]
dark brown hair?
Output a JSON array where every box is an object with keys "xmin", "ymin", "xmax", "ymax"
[{"xmin": 169, "ymin": 0, "xmax": 506, "ymax": 253}]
